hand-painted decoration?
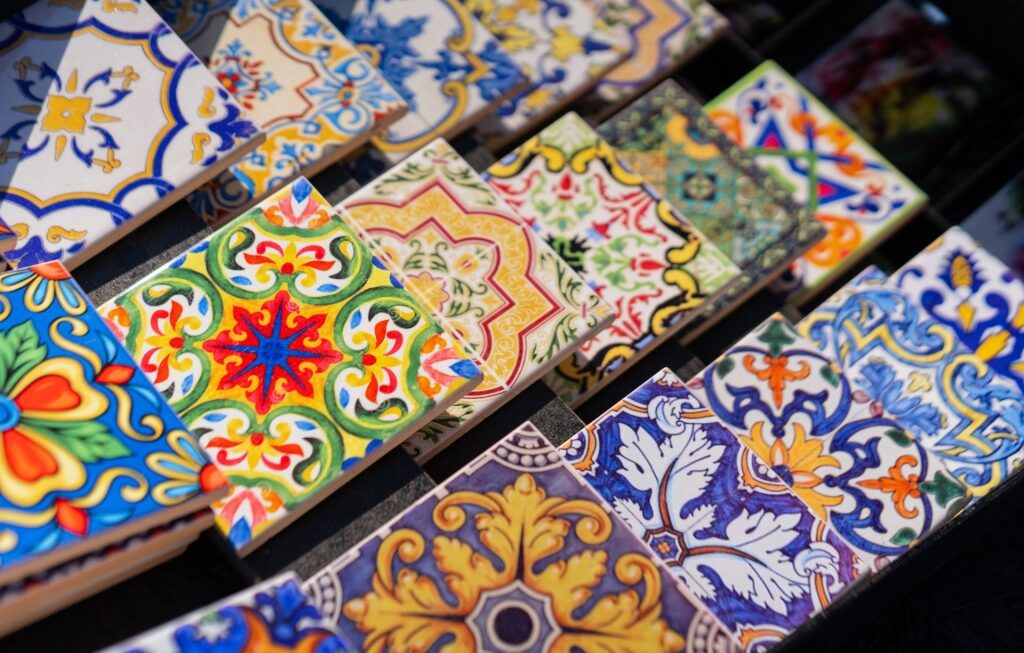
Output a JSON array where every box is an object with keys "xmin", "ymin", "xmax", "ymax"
[
  {"xmin": 315, "ymin": 0, "xmax": 522, "ymax": 161},
  {"xmin": 599, "ymin": 80, "xmax": 824, "ymax": 336},
  {"xmin": 694, "ymin": 314, "xmax": 967, "ymax": 566},
  {"xmin": 467, "ymin": 0, "xmax": 632, "ymax": 148},
  {"xmin": 101, "ymin": 178, "xmax": 480, "ymax": 553},
  {"xmin": 893, "ymin": 227, "xmax": 1024, "ymax": 397},
  {"xmin": 486, "ymin": 112, "xmax": 739, "ymax": 406},
  {"xmin": 339, "ymin": 139, "xmax": 614, "ymax": 461},
  {"xmin": 305, "ymin": 420, "xmax": 742, "ymax": 653},
  {"xmin": 800, "ymin": 266, "xmax": 1024, "ymax": 496},
  {"xmin": 561, "ymin": 369, "xmax": 859, "ymax": 651},
  {"xmin": 706, "ymin": 61, "xmax": 926, "ymax": 301},
  {"xmin": 101, "ymin": 573, "xmax": 350, "ymax": 652},
  {"xmin": 0, "ymin": 0, "xmax": 262, "ymax": 269},
  {"xmin": 0, "ymin": 262, "xmax": 227, "ymax": 585},
  {"xmin": 0, "ymin": 512, "xmax": 212, "ymax": 637},
  {"xmin": 155, "ymin": 0, "xmax": 407, "ymax": 226},
  {"xmin": 589, "ymin": 0, "xmax": 726, "ymax": 105}
]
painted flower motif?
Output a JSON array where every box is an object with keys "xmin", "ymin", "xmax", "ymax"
[
  {"xmin": 347, "ymin": 319, "xmax": 402, "ymax": 404},
  {"xmin": 263, "ymin": 178, "xmax": 332, "ymax": 228},
  {"xmin": 8, "ymin": 59, "xmax": 139, "ymax": 172},
  {"xmin": 417, "ymin": 334, "xmax": 479, "ymax": 397},
  {"xmin": 205, "ymin": 417, "xmax": 304, "ymax": 472},
  {"xmin": 204, "ymin": 292, "xmax": 344, "ymax": 414},
  {"xmin": 343, "ymin": 472, "xmax": 685, "ymax": 652},
  {"xmin": 0, "ymin": 261, "xmax": 86, "ymax": 316},
  {"xmin": 141, "ymin": 299, "xmax": 202, "ymax": 384},
  {"xmin": 404, "ymin": 271, "xmax": 450, "ymax": 311},
  {"xmin": 740, "ymin": 423, "xmax": 843, "ymax": 519},
  {"xmin": 857, "ymin": 455, "xmax": 921, "ymax": 520},
  {"xmin": 215, "ymin": 484, "xmax": 286, "ymax": 549},
  {"xmin": 147, "ymin": 430, "xmax": 227, "ymax": 505},
  {"xmin": 209, "ymin": 38, "xmax": 280, "ymax": 110},
  {"xmin": 242, "ymin": 240, "xmax": 336, "ymax": 288},
  {"xmin": 549, "ymin": 25, "xmax": 584, "ymax": 61}
]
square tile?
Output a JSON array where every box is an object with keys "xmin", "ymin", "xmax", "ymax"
[
  {"xmin": 0, "ymin": 261, "xmax": 227, "ymax": 585},
  {"xmin": 599, "ymin": 80, "xmax": 825, "ymax": 335},
  {"xmin": 800, "ymin": 265, "xmax": 1024, "ymax": 496},
  {"xmin": 315, "ymin": 0, "xmax": 523, "ymax": 161},
  {"xmin": 339, "ymin": 139, "xmax": 614, "ymax": 461},
  {"xmin": 590, "ymin": 0, "xmax": 727, "ymax": 105},
  {"xmin": 692, "ymin": 314, "xmax": 967, "ymax": 566},
  {"xmin": 99, "ymin": 178, "xmax": 481, "ymax": 553},
  {"xmin": 0, "ymin": 512, "xmax": 211, "ymax": 637},
  {"xmin": 102, "ymin": 572, "xmax": 349, "ymax": 651},
  {"xmin": 893, "ymin": 226, "xmax": 1024, "ymax": 396},
  {"xmin": 305, "ymin": 420, "xmax": 742, "ymax": 652},
  {"xmin": 0, "ymin": 0, "xmax": 262, "ymax": 269},
  {"xmin": 155, "ymin": 0, "xmax": 407, "ymax": 225},
  {"xmin": 706, "ymin": 61, "xmax": 927, "ymax": 301},
  {"xmin": 468, "ymin": 0, "xmax": 632, "ymax": 148},
  {"xmin": 560, "ymin": 368, "xmax": 860, "ymax": 650},
  {"xmin": 485, "ymin": 112, "xmax": 740, "ymax": 405}
]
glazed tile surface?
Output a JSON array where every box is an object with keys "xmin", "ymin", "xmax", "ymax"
[
  {"xmin": 599, "ymin": 80, "xmax": 824, "ymax": 332},
  {"xmin": 0, "ymin": 262, "xmax": 227, "ymax": 584},
  {"xmin": 486, "ymin": 112, "xmax": 739, "ymax": 405},
  {"xmin": 560, "ymin": 368, "xmax": 859, "ymax": 650},
  {"xmin": 101, "ymin": 178, "xmax": 480, "ymax": 552},
  {"xmin": 340, "ymin": 139, "xmax": 613, "ymax": 461},
  {"xmin": 591, "ymin": 0, "xmax": 726, "ymax": 104},
  {"xmin": 305, "ymin": 420, "xmax": 741, "ymax": 653},
  {"xmin": 102, "ymin": 573, "xmax": 349, "ymax": 652},
  {"xmin": 893, "ymin": 227, "xmax": 1024, "ymax": 396},
  {"xmin": 315, "ymin": 0, "xmax": 522, "ymax": 160},
  {"xmin": 800, "ymin": 265, "xmax": 1024, "ymax": 496},
  {"xmin": 0, "ymin": 0, "xmax": 262, "ymax": 268},
  {"xmin": 468, "ymin": 0, "xmax": 631, "ymax": 146},
  {"xmin": 706, "ymin": 61, "xmax": 927, "ymax": 300},
  {"xmin": 694, "ymin": 314, "xmax": 966, "ymax": 565},
  {"xmin": 155, "ymin": 0, "xmax": 407, "ymax": 225}
]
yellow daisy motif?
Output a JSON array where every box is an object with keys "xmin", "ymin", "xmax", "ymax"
[{"xmin": 550, "ymin": 25, "xmax": 584, "ymax": 61}]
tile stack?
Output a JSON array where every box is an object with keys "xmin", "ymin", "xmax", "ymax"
[{"xmin": 0, "ymin": 0, "xmax": 1017, "ymax": 650}]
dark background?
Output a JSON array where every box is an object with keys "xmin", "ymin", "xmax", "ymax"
[{"xmin": 3, "ymin": 0, "xmax": 1024, "ymax": 650}]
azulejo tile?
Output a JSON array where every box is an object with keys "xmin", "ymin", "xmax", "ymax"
[
  {"xmin": 0, "ymin": 0, "xmax": 262, "ymax": 269},
  {"xmin": 893, "ymin": 226, "xmax": 1024, "ymax": 396},
  {"xmin": 560, "ymin": 368, "xmax": 859, "ymax": 651},
  {"xmin": 305, "ymin": 420, "xmax": 742, "ymax": 652},
  {"xmin": 102, "ymin": 573, "xmax": 350, "ymax": 652},
  {"xmin": 100, "ymin": 178, "xmax": 481, "ymax": 553},
  {"xmin": 339, "ymin": 139, "xmax": 614, "ymax": 461},
  {"xmin": 800, "ymin": 265, "xmax": 1024, "ymax": 496},
  {"xmin": 315, "ymin": 0, "xmax": 522, "ymax": 161},
  {"xmin": 0, "ymin": 262, "xmax": 227, "ymax": 585},
  {"xmin": 706, "ymin": 60, "xmax": 927, "ymax": 301},
  {"xmin": 599, "ymin": 80, "xmax": 824, "ymax": 335},
  {"xmin": 155, "ymin": 0, "xmax": 407, "ymax": 225},
  {"xmin": 467, "ymin": 0, "xmax": 632, "ymax": 148},
  {"xmin": 591, "ymin": 0, "xmax": 727, "ymax": 105},
  {"xmin": 486, "ymin": 112, "xmax": 740, "ymax": 405},
  {"xmin": 693, "ymin": 314, "xmax": 967, "ymax": 566}
]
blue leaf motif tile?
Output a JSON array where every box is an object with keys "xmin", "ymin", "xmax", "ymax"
[{"xmin": 560, "ymin": 368, "xmax": 860, "ymax": 650}]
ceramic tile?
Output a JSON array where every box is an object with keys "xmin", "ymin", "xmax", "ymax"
[
  {"xmin": 0, "ymin": 511, "xmax": 211, "ymax": 637},
  {"xmin": 0, "ymin": 0, "xmax": 262, "ymax": 269},
  {"xmin": 154, "ymin": 0, "xmax": 407, "ymax": 226},
  {"xmin": 339, "ymin": 139, "xmax": 614, "ymax": 461},
  {"xmin": 305, "ymin": 420, "xmax": 742, "ymax": 653},
  {"xmin": 485, "ymin": 112, "xmax": 740, "ymax": 405},
  {"xmin": 100, "ymin": 178, "xmax": 481, "ymax": 553},
  {"xmin": 102, "ymin": 572, "xmax": 349, "ymax": 652},
  {"xmin": 314, "ymin": 0, "xmax": 522, "ymax": 161},
  {"xmin": 591, "ymin": 0, "xmax": 727, "ymax": 105},
  {"xmin": 692, "ymin": 314, "xmax": 967, "ymax": 566},
  {"xmin": 893, "ymin": 227, "xmax": 1024, "ymax": 397},
  {"xmin": 800, "ymin": 265, "xmax": 1024, "ymax": 496},
  {"xmin": 560, "ymin": 368, "xmax": 860, "ymax": 650},
  {"xmin": 706, "ymin": 61, "xmax": 927, "ymax": 301},
  {"xmin": 599, "ymin": 80, "xmax": 825, "ymax": 334},
  {"xmin": 0, "ymin": 262, "xmax": 227, "ymax": 585},
  {"xmin": 468, "ymin": 0, "xmax": 632, "ymax": 148}
]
